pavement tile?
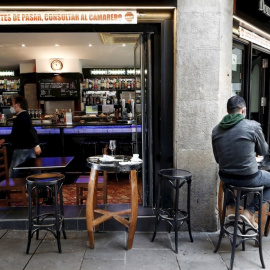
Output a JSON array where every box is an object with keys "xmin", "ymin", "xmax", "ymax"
[
  {"xmin": 24, "ymin": 232, "xmax": 87, "ymax": 270},
  {"xmin": 81, "ymin": 258, "xmax": 125, "ymax": 270},
  {"xmin": 84, "ymin": 231, "xmax": 126, "ymax": 260},
  {"xmin": 125, "ymin": 249, "xmax": 179, "ymax": 270},
  {"xmin": 132, "ymin": 232, "xmax": 172, "ymax": 250},
  {"xmin": 0, "ymin": 230, "xmax": 43, "ymax": 270}
]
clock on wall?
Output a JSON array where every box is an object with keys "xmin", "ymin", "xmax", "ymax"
[{"xmin": 51, "ymin": 59, "xmax": 63, "ymax": 71}]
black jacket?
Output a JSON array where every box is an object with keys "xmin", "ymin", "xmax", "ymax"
[{"xmin": 8, "ymin": 111, "xmax": 39, "ymax": 149}]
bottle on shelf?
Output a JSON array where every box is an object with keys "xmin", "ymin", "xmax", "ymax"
[
  {"xmin": 121, "ymin": 79, "xmax": 125, "ymax": 89},
  {"xmin": 60, "ymin": 109, "xmax": 65, "ymax": 124},
  {"xmin": 115, "ymin": 79, "xmax": 119, "ymax": 90},
  {"xmin": 89, "ymin": 80, "xmax": 92, "ymax": 90},
  {"xmin": 131, "ymin": 79, "xmax": 135, "ymax": 90},
  {"xmin": 101, "ymin": 78, "xmax": 105, "ymax": 90}
]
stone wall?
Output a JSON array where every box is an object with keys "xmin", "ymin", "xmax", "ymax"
[{"xmin": 175, "ymin": 0, "xmax": 233, "ymax": 231}]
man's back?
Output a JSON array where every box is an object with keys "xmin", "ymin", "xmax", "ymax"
[{"xmin": 212, "ymin": 119, "xmax": 268, "ymax": 176}]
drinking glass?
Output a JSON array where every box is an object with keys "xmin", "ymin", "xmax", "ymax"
[{"xmin": 109, "ymin": 140, "xmax": 116, "ymax": 156}]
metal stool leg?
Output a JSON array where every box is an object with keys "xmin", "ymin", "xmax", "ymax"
[
  {"xmin": 151, "ymin": 176, "xmax": 161, "ymax": 242},
  {"xmin": 59, "ymin": 181, "xmax": 67, "ymax": 239},
  {"xmin": 187, "ymin": 179, "xmax": 193, "ymax": 242},
  {"xmin": 174, "ymin": 180, "xmax": 180, "ymax": 254},
  {"xmin": 230, "ymin": 190, "xmax": 241, "ymax": 270},
  {"xmin": 26, "ymin": 182, "xmax": 32, "ymax": 254},
  {"xmin": 36, "ymin": 186, "xmax": 40, "ymax": 240},
  {"xmin": 258, "ymin": 191, "xmax": 265, "ymax": 268},
  {"xmin": 54, "ymin": 183, "xmax": 62, "ymax": 253}
]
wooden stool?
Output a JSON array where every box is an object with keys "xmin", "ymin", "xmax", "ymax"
[{"xmin": 76, "ymin": 174, "xmax": 107, "ymax": 204}]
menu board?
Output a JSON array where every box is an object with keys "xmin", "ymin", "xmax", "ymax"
[{"xmin": 38, "ymin": 75, "xmax": 79, "ymax": 100}]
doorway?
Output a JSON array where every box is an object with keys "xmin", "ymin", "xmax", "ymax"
[{"xmin": 250, "ymin": 48, "xmax": 270, "ymax": 143}]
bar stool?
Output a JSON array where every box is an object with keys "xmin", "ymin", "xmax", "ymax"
[
  {"xmin": 26, "ymin": 173, "xmax": 67, "ymax": 254},
  {"xmin": 214, "ymin": 184, "xmax": 265, "ymax": 270},
  {"xmin": 76, "ymin": 174, "xmax": 107, "ymax": 204},
  {"xmin": 80, "ymin": 141, "xmax": 98, "ymax": 158},
  {"xmin": 118, "ymin": 140, "xmax": 136, "ymax": 155},
  {"xmin": 151, "ymin": 168, "xmax": 193, "ymax": 253},
  {"xmin": 98, "ymin": 140, "xmax": 110, "ymax": 155}
]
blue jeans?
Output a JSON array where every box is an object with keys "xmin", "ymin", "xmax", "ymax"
[
  {"xmin": 9, "ymin": 148, "xmax": 36, "ymax": 178},
  {"xmin": 220, "ymin": 170, "xmax": 270, "ymax": 213}
]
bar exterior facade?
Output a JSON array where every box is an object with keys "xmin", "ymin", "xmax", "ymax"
[{"xmin": 0, "ymin": 0, "xmax": 269, "ymax": 231}]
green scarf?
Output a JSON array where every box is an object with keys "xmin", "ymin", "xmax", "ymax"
[{"xmin": 219, "ymin": 113, "xmax": 245, "ymax": 129}]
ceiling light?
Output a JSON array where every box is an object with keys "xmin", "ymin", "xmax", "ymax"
[
  {"xmin": 122, "ymin": 44, "xmax": 126, "ymax": 47},
  {"xmin": 21, "ymin": 44, "xmax": 25, "ymax": 47},
  {"xmin": 88, "ymin": 44, "xmax": 92, "ymax": 47},
  {"xmin": 54, "ymin": 44, "xmax": 60, "ymax": 47}
]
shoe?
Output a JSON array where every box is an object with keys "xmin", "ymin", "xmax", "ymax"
[
  {"xmin": 240, "ymin": 209, "xmax": 258, "ymax": 230},
  {"xmin": 226, "ymin": 206, "xmax": 244, "ymax": 222}
]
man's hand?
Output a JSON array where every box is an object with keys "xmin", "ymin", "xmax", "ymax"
[
  {"xmin": 0, "ymin": 139, "xmax": 5, "ymax": 147},
  {"xmin": 34, "ymin": 145, "xmax": 42, "ymax": 156}
]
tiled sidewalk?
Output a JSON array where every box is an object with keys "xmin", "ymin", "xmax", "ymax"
[{"xmin": 1, "ymin": 230, "xmax": 270, "ymax": 270}]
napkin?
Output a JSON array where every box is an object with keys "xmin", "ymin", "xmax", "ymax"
[
  {"xmin": 256, "ymin": 156, "xmax": 264, "ymax": 162},
  {"xmin": 130, "ymin": 157, "xmax": 143, "ymax": 162},
  {"xmin": 119, "ymin": 160, "xmax": 142, "ymax": 165},
  {"xmin": 99, "ymin": 155, "xmax": 115, "ymax": 162}
]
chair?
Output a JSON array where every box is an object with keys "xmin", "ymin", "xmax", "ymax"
[
  {"xmin": 215, "ymin": 183, "xmax": 265, "ymax": 270},
  {"xmin": 0, "ymin": 146, "xmax": 27, "ymax": 206},
  {"xmin": 76, "ymin": 174, "xmax": 107, "ymax": 204}
]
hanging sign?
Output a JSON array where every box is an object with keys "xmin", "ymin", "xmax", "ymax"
[
  {"xmin": 239, "ymin": 26, "xmax": 270, "ymax": 50},
  {"xmin": 0, "ymin": 11, "xmax": 137, "ymax": 25}
]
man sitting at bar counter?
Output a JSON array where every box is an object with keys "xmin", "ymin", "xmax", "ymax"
[
  {"xmin": 212, "ymin": 96, "xmax": 270, "ymax": 230},
  {"xmin": 0, "ymin": 95, "xmax": 42, "ymax": 177}
]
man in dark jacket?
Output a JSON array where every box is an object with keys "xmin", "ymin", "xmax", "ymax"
[
  {"xmin": 0, "ymin": 95, "xmax": 42, "ymax": 177},
  {"xmin": 212, "ymin": 96, "xmax": 270, "ymax": 230}
]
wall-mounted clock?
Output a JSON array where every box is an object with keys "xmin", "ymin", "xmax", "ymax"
[{"xmin": 51, "ymin": 59, "xmax": 63, "ymax": 71}]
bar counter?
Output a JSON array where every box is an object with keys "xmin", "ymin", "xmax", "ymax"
[
  {"xmin": 0, "ymin": 122, "xmax": 142, "ymax": 135},
  {"xmin": 0, "ymin": 121, "xmax": 142, "ymax": 170}
]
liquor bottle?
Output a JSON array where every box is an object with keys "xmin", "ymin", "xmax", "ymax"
[
  {"xmin": 106, "ymin": 78, "xmax": 110, "ymax": 89},
  {"xmin": 115, "ymin": 79, "xmax": 119, "ymax": 90},
  {"xmin": 109, "ymin": 80, "xmax": 113, "ymax": 89},
  {"xmin": 82, "ymin": 91, "xmax": 86, "ymax": 103},
  {"xmin": 106, "ymin": 95, "xmax": 111, "ymax": 104},
  {"xmin": 121, "ymin": 79, "xmax": 125, "ymax": 89},
  {"xmin": 131, "ymin": 79, "xmax": 135, "ymax": 90},
  {"xmin": 60, "ymin": 109, "xmax": 65, "ymax": 124},
  {"xmin": 127, "ymin": 80, "xmax": 131, "ymax": 89},
  {"xmin": 115, "ymin": 108, "xmax": 119, "ymax": 120},
  {"xmin": 101, "ymin": 78, "xmax": 105, "ymax": 90},
  {"xmin": 136, "ymin": 94, "xmax": 141, "ymax": 104},
  {"xmin": 86, "ymin": 96, "xmax": 90, "ymax": 106},
  {"xmin": 89, "ymin": 80, "xmax": 92, "ymax": 90},
  {"xmin": 85, "ymin": 79, "xmax": 89, "ymax": 89}
]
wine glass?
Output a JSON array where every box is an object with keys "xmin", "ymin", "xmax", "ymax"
[{"xmin": 109, "ymin": 140, "xmax": 116, "ymax": 156}]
